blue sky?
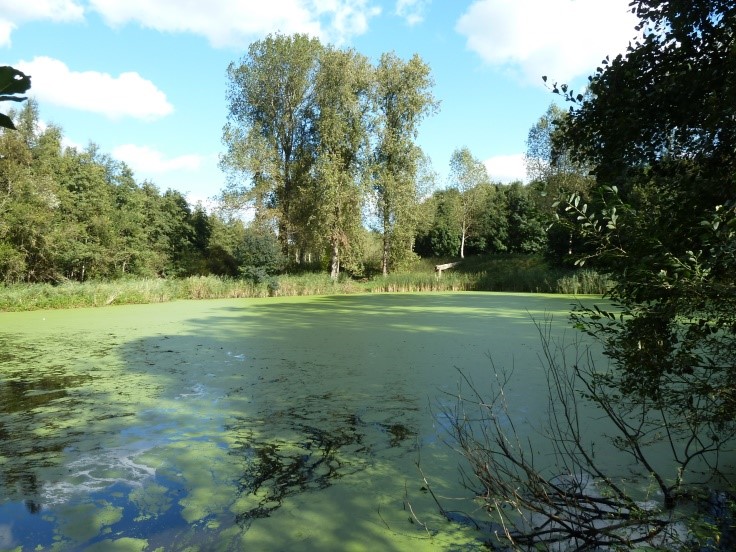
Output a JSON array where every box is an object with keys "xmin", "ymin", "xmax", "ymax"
[{"xmin": 1, "ymin": 0, "xmax": 638, "ymax": 206}]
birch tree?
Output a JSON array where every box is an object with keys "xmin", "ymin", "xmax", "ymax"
[{"xmin": 448, "ymin": 147, "xmax": 489, "ymax": 258}]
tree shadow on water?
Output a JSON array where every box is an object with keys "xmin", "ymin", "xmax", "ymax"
[{"xmin": 0, "ymin": 293, "xmax": 568, "ymax": 549}]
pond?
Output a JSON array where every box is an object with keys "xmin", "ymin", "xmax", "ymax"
[{"xmin": 0, "ymin": 292, "xmax": 600, "ymax": 551}]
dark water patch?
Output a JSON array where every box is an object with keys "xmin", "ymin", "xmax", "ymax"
[{"xmin": 227, "ymin": 410, "xmax": 392, "ymax": 527}]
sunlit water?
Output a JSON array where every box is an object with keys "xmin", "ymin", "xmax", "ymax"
[{"xmin": 0, "ymin": 292, "xmax": 605, "ymax": 551}]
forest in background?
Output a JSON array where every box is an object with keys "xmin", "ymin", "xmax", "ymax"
[{"xmin": 0, "ymin": 87, "xmax": 587, "ymax": 287}]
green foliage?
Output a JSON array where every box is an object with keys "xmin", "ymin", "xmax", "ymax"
[
  {"xmin": 448, "ymin": 147, "xmax": 489, "ymax": 258},
  {"xmin": 311, "ymin": 46, "xmax": 372, "ymax": 279},
  {"xmin": 415, "ymin": 189, "xmax": 461, "ymax": 257},
  {"xmin": 235, "ymin": 228, "xmax": 286, "ymax": 284},
  {"xmin": 524, "ymin": 105, "xmax": 595, "ymax": 264},
  {"xmin": 222, "ymin": 34, "xmax": 437, "ymax": 278},
  {"xmin": 222, "ymin": 33, "xmax": 323, "ymax": 260},
  {"xmin": 417, "ymin": 181, "xmax": 548, "ymax": 257},
  {"xmin": 372, "ymin": 52, "xmax": 438, "ymax": 275},
  {"xmin": 502, "ymin": 182, "xmax": 547, "ymax": 254},
  {"xmin": 0, "ymin": 102, "xmax": 243, "ymax": 284}
]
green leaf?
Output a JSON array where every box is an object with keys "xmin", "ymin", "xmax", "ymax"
[
  {"xmin": 0, "ymin": 112, "xmax": 16, "ymax": 130},
  {"xmin": 0, "ymin": 66, "xmax": 31, "ymax": 96}
]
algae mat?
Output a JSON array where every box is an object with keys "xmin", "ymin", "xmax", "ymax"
[{"xmin": 0, "ymin": 292, "xmax": 587, "ymax": 551}]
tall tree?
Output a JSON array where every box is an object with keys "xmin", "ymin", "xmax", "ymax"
[
  {"xmin": 448, "ymin": 147, "xmax": 489, "ymax": 258},
  {"xmin": 372, "ymin": 52, "xmax": 437, "ymax": 275},
  {"xmin": 311, "ymin": 47, "xmax": 372, "ymax": 279},
  {"xmin": 0, "ymin": 101, "xmax": 61, "ymax": 282},
  {"xmin": 222, "ymin": 33, "xmax": 322, "ymax": 260},
  {"xmin": 525, "ymin": 104, "xmax": 591, "ymax": 191}
]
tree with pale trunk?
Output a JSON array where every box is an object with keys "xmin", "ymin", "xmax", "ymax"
[{"xmin": 448, "ymin": 147, "xmax": 489, "ymax": 258}]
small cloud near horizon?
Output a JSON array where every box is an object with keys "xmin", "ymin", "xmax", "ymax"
[
  {"xmin": 112, "ymin": 144, "xmax": 206, "ymax": 174},
  {"xmin": 484, "ymin": 153, "xmax": 526, "ymax": 183}
]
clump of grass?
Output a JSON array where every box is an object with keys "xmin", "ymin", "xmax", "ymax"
[
  {"xmin": 450, "ymin": 254, "xmax": 612, "ymax": 295},
  {"xmin": 0, "ymin": 279, "xmax": 179, "ymax": 310},
  {"xmin": 276, "ymin": 273, "xmax": 362, "ymax": 296},
  {"xmin": 555, "ymin": 270, "xmax": 613, "ymax": 295},
  {"xmin": 361, "ymin": 271, "xmax": 475, "ymax": 293}
]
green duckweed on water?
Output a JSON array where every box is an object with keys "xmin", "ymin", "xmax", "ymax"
[{"xmin": 0, "ymin": 292, "xmax": 604, "ymax": 550}]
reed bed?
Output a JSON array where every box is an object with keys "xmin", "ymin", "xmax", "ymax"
[{"xmin": 0, "ymin": 255, "xmax": 612, "ymax": 311}]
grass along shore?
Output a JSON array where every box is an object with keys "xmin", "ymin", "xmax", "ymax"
[{"xmin": 0, "ymin": 255, "xmax": 612, "ymax": 311}]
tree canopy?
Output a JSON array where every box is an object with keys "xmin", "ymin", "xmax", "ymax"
[
  {"xmin": 0, "ymin": 102, "xmax": 247, "ymax": 283},
  {"xmin": 222, "ymin": 34, "xmax": 437, "ymax": 277}
]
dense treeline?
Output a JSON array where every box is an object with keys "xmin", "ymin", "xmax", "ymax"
[
  {"xmin": 415, "ymin": 113, "xmax": 593, "ymax": 263},
  {"xmin": 220, "ymin": 35, "xmax": 591, "ymax": 278},
  {"xmin": 416, "ymin": 181, "xmax": 547, "ymax": 258},
  {"xmin": 0, "ymin": 101, "xmax": 252, "ymax": 284},
  {"xmin": 0, "ymin": 100, "xmax": 590, "ymax": 286}
]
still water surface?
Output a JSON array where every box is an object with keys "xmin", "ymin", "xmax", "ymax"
[{"xmin": 0, "ymin": 292, "xmax": 590, "ymax": 551}]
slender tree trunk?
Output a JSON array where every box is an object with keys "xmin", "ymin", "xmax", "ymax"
[
  {"xmin": 382, "ymin": 207, "xmax": 391, "ymax": 276},
  {"xmin": 382, "ymin": 236, "xmax": 389, "ymax": 276},
  {"xmin": 330, "ymin": 240, "xmax": 340, "ymax": 280},
  {"xmin": 460, "ymin": 222, "xmax": 466, "ymax": 259},
  {"xmin": 278, "ymin": 220, "xmax": 290, "ymax": 259}
]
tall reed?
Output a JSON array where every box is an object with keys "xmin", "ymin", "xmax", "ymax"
[{"xmin": 0, "ymin": 256, "xmax": 612, "ymax": 311}]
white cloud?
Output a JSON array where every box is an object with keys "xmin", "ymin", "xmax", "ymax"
[
  {"xmin": 319, "ymin": 0, "xmax": 381, "ymax": 40},
  {"xmin": 0, "ymin": 0, "xmax": 381, "ymax": 49},
  {"xmin": 112, "ymin": 144, "xmax": 205, "ymax": 174},
  {"xmin": 396, "ymin": 0, "xmax": 429, "ymax": 26},
  {"xmin": 16, "ymin": 57, "xmax": 173, "ymax": 120},
  {"xmin": 88, "ymin": 0, "xmax": 380, "ymax": 47},
  {"xmin": 456, "ymin": 0, "xmax": 638, "ymax": 85},
  {"xmin": 112, "ymin": 148, "xmax": 225, "ymax": 208},
  {"xmin": 0, "ymin": 0, "xmax": 84, "ymax": 46},
  {"xmin": 484, "ymin": 153, "xmax": 526, "ymax": 183},
  {"xmin": 0, "ymin": 21, "xmax": 13, "ymax": 47}
]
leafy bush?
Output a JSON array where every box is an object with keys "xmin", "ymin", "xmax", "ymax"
[{"xmin": 235, "ymin": 229, "xmax": 286, "ymax": 283}]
